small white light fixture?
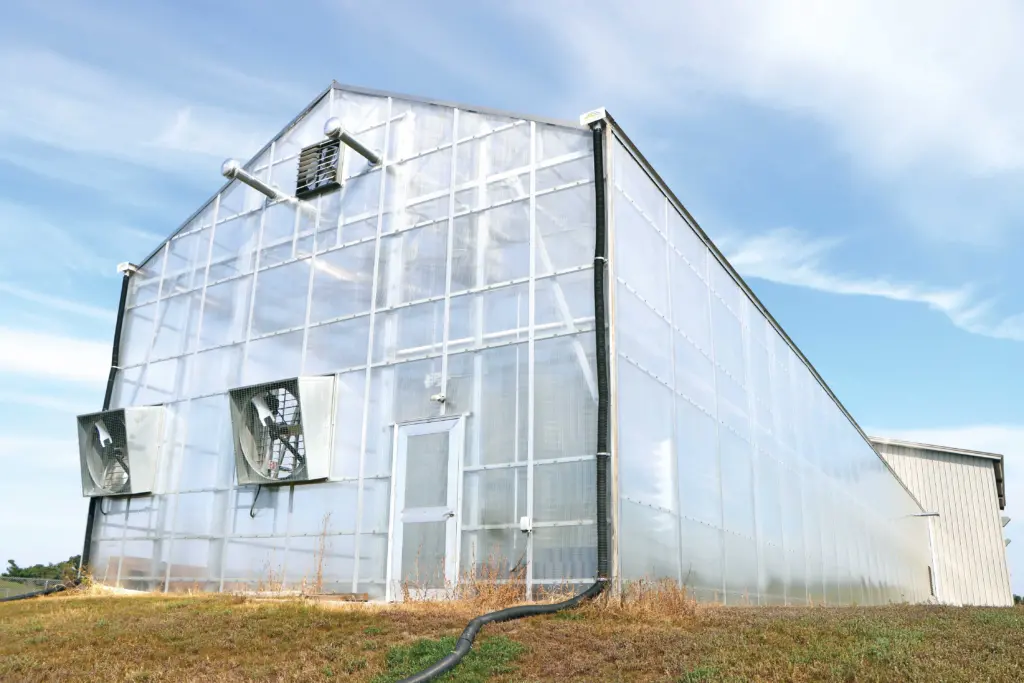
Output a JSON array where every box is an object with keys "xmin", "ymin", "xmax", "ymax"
[
  {"xmin": 519, "ymin": 516, "xmax": 532, "ymax": 533},
  {"xmin": 579, "ymin": 107, "xmax": 608, "ymax": 126},
  {"xmin": 116, "ymin": 262, "xmax": 139, "ymax": 275}
]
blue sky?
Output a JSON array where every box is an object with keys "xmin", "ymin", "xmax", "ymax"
[{"xmin": 2, "ymin": 0, "xmax": 1021, "ymax": 594}]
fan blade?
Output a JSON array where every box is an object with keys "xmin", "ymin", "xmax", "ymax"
[
  {"xmin": 95, "ymin": 420, "xmax": 114, "ymax": 448},
  {"xmin": 251, "ymin": 394, "xmax": 275, "ymax": 425}
]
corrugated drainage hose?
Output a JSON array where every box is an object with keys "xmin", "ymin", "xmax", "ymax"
[{"xmin": 395, "ymin": 120, "xmax": 612, "ymax": 683}]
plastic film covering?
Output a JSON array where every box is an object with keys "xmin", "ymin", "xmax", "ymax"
[
  {"xmin": 98, "ymin": 87, "xmax": 596, "ymax": 596},
  {"xmin": 610, "ymin": 134, "xmax": 932, "ymax": 605}
]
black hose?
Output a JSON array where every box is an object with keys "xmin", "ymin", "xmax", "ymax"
[
  {"xmin": 81, "ymin": 271, "xmax": 133, "ymax": 576},
  {"xmin": 395, "ymin": 120, "xmax": 612, "ymax": 683},
  {"xmin": 0, "ymin": 582, "xmax": 72, "ymax": 604}
]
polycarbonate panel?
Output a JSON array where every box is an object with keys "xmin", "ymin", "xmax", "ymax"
[
  {"xmin": 242, "ymin": 330, "xmax": 302, "ymax": 385},
  {"xmin": 119, "ymin": 303, "xmax": 156, "ymax": 368},
  {"xmin": 611, "ymin": 134, "xmax": 931, "ymax": 606},
  {"xmin": 291, "ymin": 482, "xmax": 358, "ymax": 535},
  {"xmin": 190, "ymin": 344, "xmax": 243, "ymax": 397},
  {"xmin": 285, "ymin": 535, "xmax": 355, "ymax": 590},
  {"xmin": 167, "ymin": 538, "xmax": 224, "ymax": 581},
  {"xmin": 250, "ymin": 260, "xmax": 311, "ymax": 336},
  {"xmin": 450, "ymin": 201, "xmax": 530, "ymax": 291},
  {"xmin": 456, "ymin": 122, "xmax": 530, "ymax": 183},
  {"xmin": 360, "ymin": 479, "xmax": 392, "ymax": 535},
  {"xmin": 534, "ymin": 460, "xmax": 596, "ymax": 523},
  {"xmin": 616, "ymin": 287, "xmax": 672, "ymax": 384},
  {"xmin": 308, "ymin": 242, "xmax": 375, "ymax": 323},
  {"xmin": 375, "ymin": 223, "xmax": 448, "ymax": 306},
  {"xmin": 163, "ymin": 229, "xmax": 210, "ymax": 295},
  {"xmin": 387, "ymin": 102, "xmax": 453, "ymax": 162},
  {"xmin": 176, "ymin": 397, "xmax": 234, "ymax": 491},
  {"xmin": 127, "ymin": 253, "xmax": 164, "ymax": 308},
  {"xmin": 461, "ymin": 528, "xmax": 527, "ymax": 577},
  {"xmin": 620, "ymin": 500, "xmax": 680, "ymax": 580},
  {"xmin": 151, "ymin": 291, "xmax": 202, "ymax": 360},
  {"xmin": 535, "ymin": 270, "xmax": 595, "ymax": 339},
  {"xmin": 172, "ymin": 491, "xmax": 230, "ymax": 537},
  {"xmin": 446, "ymin": 345, "xmax": 528, "ymax": 467},
  {"xmin": 330, "ymin": 372, "xmax": 366, "ymax": 480},
  {"xmin": 533, "ymin": 334, "xmax": 597, "ymax": 461},
  {"xmin": 447, "ymin": 284, "xmax": 529, "ymax": 351},
  {"xmin": 462, "ymin": 467, "xmax": 527, "ymax": 527},
  {"xmin": 208, "ymin": 213, "xmax": 260, "ymax": 281},
  {"xmin": 618, "ymin": 361, "xmax": 674, "ymax": 511},
  {"xmin": 223, "ymin": 537, "xmax": 288, "ymax": 582},
  {"xmin": 305, "ymin": 316, "xmax": 370, "ymax": 374},
  {"xmin": 232, "ymin": 486, "xmax": 289, "ymax": 536},
  {"xmin": 533, "ymin": 525, "xmax": 596, "ymax": 580},
  {"xmin": 373, "ymin": 300, "xmax": 445, "ymax": 362},
  {"xmin": 535, "ymin": 183, "xmax": 595, "ymax": 274}
]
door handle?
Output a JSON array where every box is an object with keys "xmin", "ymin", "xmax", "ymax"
[{"xmin": 443, "ymin": 512, "xmax": 455, "ymax": 519}]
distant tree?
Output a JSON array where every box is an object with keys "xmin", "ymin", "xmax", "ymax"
[
  {"xmin": 1015, "ymin": 594, "xmax": 1023, "ymax": 606},
  {"xmin": 3, "ymin": 555, "xmax": 80, "ymax": 579}
]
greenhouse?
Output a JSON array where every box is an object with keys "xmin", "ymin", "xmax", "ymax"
[{"xmin": 78, "ymin": 82, "xmax": 934, "ymax": 604}]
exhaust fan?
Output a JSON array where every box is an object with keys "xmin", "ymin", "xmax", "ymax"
[
  {"xmin": 228, "ymin": 377, "xmax": 335, "ymax": 485},
  {"xmin": 76, "ymin": 407, "xmax": 165, "ymax": 497}
]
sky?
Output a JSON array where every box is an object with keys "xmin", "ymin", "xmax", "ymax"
[{"xmin": 1, "ymin": 0, "xmax": 1021, "ymax": 595}]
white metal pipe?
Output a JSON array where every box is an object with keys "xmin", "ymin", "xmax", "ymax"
[
  {"xmin": 221, "ymin": 159, "xmax": 291, "ymax": 202},
  {"xmin": 324, "ymin": 118, "xmax": 382, "ymax": 166}
]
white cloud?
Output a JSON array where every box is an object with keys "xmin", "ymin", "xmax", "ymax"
[
  {"xmin": 869, "ymin": 425, "xmax": 1024, "ymax": 596},
  {"xmin": 511, "ymin": 0, "xmax": 1024, "ymax": 244},
  {"xmin": 720, "ymin": 227, "xmax": 1024, "ymax": 342},
  {"xmin": 0, "ymin": 327, "xmax": 109, "ymax": 383},
  {"xmin": 0, "ymin": 46, "xmax": 278, "ymax": 175},
  {"xmin": 0, "ymin": 282, "xmax": 113, "ymax": 322}
]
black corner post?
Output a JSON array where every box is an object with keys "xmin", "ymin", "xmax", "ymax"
[
  {"xmin": 590, "ymin": 119, "xmax": 611, "ymax": 582},
  {"xmin": 80, "ymin": 271, "xmax": 133, "ymax": 574}
]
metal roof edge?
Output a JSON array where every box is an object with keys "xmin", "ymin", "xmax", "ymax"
[
  {"xmin": 868, "ymin": 436, "xmax": 1004, "ymax": 462},
  {"xmin": 870, "ymin": 436, "xmax": 1007, "ymax": 511},
  {"xmin": 600, "ymin": 109, "xmax": 929, "ymax": 514},
  {"xmin": 135, "ymin": 83, "xmax": 336, "ymax": 270},
  {"xmin": 330, "ymin": 80, "xmax": 587, "ymax": 131}
]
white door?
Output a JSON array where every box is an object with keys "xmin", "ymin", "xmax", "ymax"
[{"xmin": 387, "ymin": 417, "xmax": 463, "ymax": 601}]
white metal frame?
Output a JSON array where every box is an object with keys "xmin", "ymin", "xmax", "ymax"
[{"xmin": 384, "ymin": 415, "xmax": 465, "ymax": 601}]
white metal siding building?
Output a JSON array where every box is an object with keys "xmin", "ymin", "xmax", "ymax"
[{"xmin": 871, "ymin": 437, "xmax": 1012, "ymax": 607}]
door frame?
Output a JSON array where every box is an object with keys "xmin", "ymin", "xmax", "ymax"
[{"xmin": 384, "ymin": 415, "xmax": 465, "ymax": 602}]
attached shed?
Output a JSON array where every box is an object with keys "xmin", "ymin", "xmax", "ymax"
[{"xmin": 870, "ymin": 437, "xmax": 1011, "ymax": 607}]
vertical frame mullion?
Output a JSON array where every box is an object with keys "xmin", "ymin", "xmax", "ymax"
[
  {"xmin": 352, "ymin": 97, "xmax": 393, "ymax": 594},
  {"xmin": 526, "ymin": 121, "xmax": 537, "ymax": 599}
]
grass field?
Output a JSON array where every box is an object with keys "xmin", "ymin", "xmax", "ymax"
[{"xmin": 2, "ymin": 588, "xmax": 1024, "ymax": 682}]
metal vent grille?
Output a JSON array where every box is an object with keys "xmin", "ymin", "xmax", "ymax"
[
  {"xmin": 296, "ymin": 139, "xmax": 341, "ymax": 199},
  {"xmin": 86, "ymin": 413, "xmax": 130, "ymax": 495},
  {"xmin": 236, "ymin": 381, "xmax": 307, "ymax": 482}
]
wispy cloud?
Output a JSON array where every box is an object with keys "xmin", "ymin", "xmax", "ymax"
[
  {"xmin": 720, "ymin": 227, "xmax": 1024, "ymax": 342},
  {"xmin": 0, "ymin": 283, "xmax": 113, "ymax": 322},
  {"xmin": 0, "ymin": 46, "xmax": 284, "ymax": 176},
  {"xmin": 509, "ymin": 0, "xmax": 1024, "ymax": 245},
  {"xmin": 0, "ymin": 327, "xmax": 109, "ymax": 383}
]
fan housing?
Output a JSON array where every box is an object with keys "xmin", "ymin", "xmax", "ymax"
[
  {"xmin": 76, "ymin": 407, "xmax": 165, "ymax": 497},
  {"xmin": 228, "ymin": 376, "xmax": 335, "ymax": 485}
]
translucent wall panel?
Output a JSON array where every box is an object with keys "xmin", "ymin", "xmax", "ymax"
[
  {"xmin": 99, "ymin": 87, "xmax": 598, "ymax": 599},
  {"xmin": 610, "ymin": 135, "xmax": 932, "ymax": 605}
]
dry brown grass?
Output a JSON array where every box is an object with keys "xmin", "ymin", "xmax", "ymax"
[{"xmin": 3, "ymin": 583, "xmax": 1024, "ymax": 682}]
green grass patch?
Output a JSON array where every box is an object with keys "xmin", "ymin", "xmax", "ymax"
[{"xmin": 372, "ymin": 635, "xmax": 524, "ymax": 683}]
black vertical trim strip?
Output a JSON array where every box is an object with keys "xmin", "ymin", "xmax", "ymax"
[{"xmin": 81, "ymin": 272, "xmax": 132, "ymax": 571}]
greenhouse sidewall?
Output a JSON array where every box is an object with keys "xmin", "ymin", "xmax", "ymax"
[
  {"xmin": 607, "ymin": 127, "xmax": 934, "ymax": 606},
  {"xmin": 88, "ymin": 88, "xmax": 602, "ymax": 599}
]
